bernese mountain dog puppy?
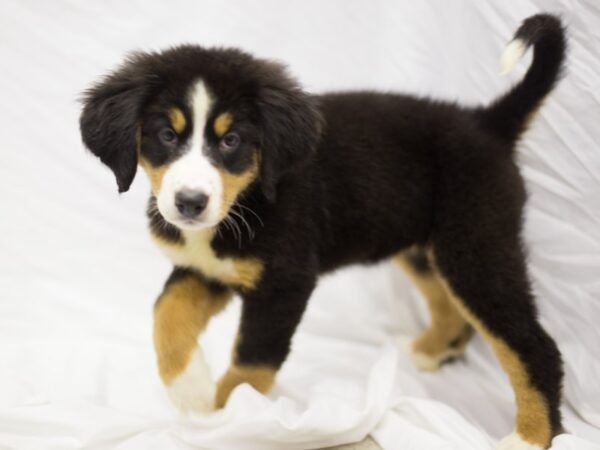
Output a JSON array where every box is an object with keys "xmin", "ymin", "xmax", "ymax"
[{"xmin": 80, "ymin": 14, "xmax": 566, "ymax": 450}]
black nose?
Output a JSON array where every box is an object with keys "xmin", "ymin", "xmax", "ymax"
[{"xmin": 175, "ymin": 190, "xmax": 209, "ymax": 218}]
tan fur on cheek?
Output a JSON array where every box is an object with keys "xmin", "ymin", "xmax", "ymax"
[
  {"xmin": 214, "ymin": 112, "xmax": 233, "ymax": 137},
  {"xmin": 169, "ymin": 107, "xmax": 187, "ymax": 134},
  {"xmin": 137, "ymin": 127, "xmax": 167, "ymax": 195},
  {"xmin": 139, "ymin": 157, "xmax": 167, "ymax": 195},
  {"xmin": 218, "ymin": 156, "xmax": 259, "ymax": 218}
]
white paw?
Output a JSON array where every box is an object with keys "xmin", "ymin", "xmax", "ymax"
[
  {"xmin": 396, "ymin": 335, "xmax": 463, "ymax": 371},
  {"xmin": 496, "ymin": 432, "xmax": 544, "ymax": 450},
  {"xmin": 167, "ymin": 347, "xmax": 215, "ymax": 415},
  {"xmin": 411, "ymin": 350, "xmax": 447, "ymax": 371},
  {"xmin": 396, "ymin": 334, "xmax": 414, "ymax": 353}
]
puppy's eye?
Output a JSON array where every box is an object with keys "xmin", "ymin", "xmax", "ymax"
[
  {"xmin": 159, "ymin": 128, "xmax": 178, "ymax": 146},
  {"xmin": 220, "ymin": 132, "xmax": 240, "ymax": 151}
]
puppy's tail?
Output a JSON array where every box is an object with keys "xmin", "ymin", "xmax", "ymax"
[{"xmin": 479, "ymin": 14, "xmax": 566, "ymax": 143}]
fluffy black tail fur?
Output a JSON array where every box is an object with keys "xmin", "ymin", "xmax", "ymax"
[{"xmin": 480, "ymin": 14, "xmax": 566, "ymax": 143}]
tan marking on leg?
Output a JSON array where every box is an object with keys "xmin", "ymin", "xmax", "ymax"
[
  {"xmin": 395, "ymin": 251, "xmax": 471, "ymax": 359},
  {"xmin": 139, "ymin": 157, "xmax": 167, "ymax": 195},
  {"xmin": 432, "ymin": 270, "xmax": 552, "ymax": 447},
  {"xmin": 169, "ymin": 107, "xmax": 187, "ymax": 134},
  {"xmin": 215, "ymin": 365, "xmax": 276, "ymax": 408},
  {"xmin": 493, "ymin": 338, "xmax": 552, "ymax": 447},
  {"xmin": 214, "ymin": 112, "xmax": 233, "ymax": 137},
  {"xmin": 154, "ymin": 275, "xmax": 231, "ymax": 384}
]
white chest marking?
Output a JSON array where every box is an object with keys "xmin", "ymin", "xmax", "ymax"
[
  {"xmin": 151, "ymin": 230, "xmax": 263, "ymax": 290},
  {"xmin": 153, "ymin": 229, "xmax": 238, "ymax": 282}
]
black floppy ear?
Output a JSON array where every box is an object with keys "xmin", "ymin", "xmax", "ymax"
[
  {"xmin": 79, "ymin": 57, "xmax": 152, "ymax": 193},
  {"xmin": 257, "ymin": 74, "xmax": 322, "ymax": 202}
]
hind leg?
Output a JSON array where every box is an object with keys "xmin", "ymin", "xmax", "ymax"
[
  {"xmin": 431, "ymin": 237, "xmax": 563, "ymax": 449},
  {"xmin": 395, "ymin": 247, "xmax": 473, "ymax": 371}
]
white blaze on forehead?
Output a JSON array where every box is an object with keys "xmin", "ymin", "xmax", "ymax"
[
  {"xmin": 156, "ymin": 79, "xmax": 224, "ymax": 229},
  {"xmin": 189, "ymin": 79, "xmax": 213, "ymax": 151}
]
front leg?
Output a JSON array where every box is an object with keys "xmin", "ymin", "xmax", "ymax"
[
  {"xmin": 154, "ymin": 268, "xmax": 232, "ymax": 414},
  {"xmin": 215, "ymin": 274, "xmax": 316, "ymax": 408}
]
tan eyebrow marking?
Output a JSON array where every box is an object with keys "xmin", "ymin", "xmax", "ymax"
[
  {"xmin": 214, "ymin": 112, "xmax": 233, "ymax": 137},
  {"xmin": 168, "ymin": 107, "xmax": 186, "ymax": 134}
]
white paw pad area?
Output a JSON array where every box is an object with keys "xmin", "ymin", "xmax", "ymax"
[
  {"xmin": 496, "ymin": 432, "xmax": 544, "ymax": 450},
  {"xmin": 167, "ymin": 347, "xmax": 215, "ymax": 415}
]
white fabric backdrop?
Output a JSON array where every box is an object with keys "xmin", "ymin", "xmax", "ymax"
[{"xmin": 0, "ymin": 1, "xmax": 599, "ymax": 449}]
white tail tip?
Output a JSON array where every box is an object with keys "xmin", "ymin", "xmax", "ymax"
[{"xmin": 500, "ymin": 39, "xmax": 527, "ymax": 75}]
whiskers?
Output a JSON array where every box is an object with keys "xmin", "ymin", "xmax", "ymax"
[
  {"xmin": 147, "ymin": 200, "xmax": 175, "ymax": 235},
  {"xmin": 148, "ymin": 196, "xmax": 263, "ymax": 248},
  {"xmin": 219, "ymin": 200, "xmax": 264, "ymax": 248},
  {"xmin": 236, "ymin": 203, "xmax": 264, "ymax": 228}
]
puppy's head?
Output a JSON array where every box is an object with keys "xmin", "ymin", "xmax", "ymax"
[{"xmin": 80, "ymin": 46, "xmax": 322, "ymax": 230}]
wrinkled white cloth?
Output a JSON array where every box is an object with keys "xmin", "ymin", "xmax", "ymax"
[{"xmin": 0, "ymin": 0, "xmax": 599, "ymax": 449}]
